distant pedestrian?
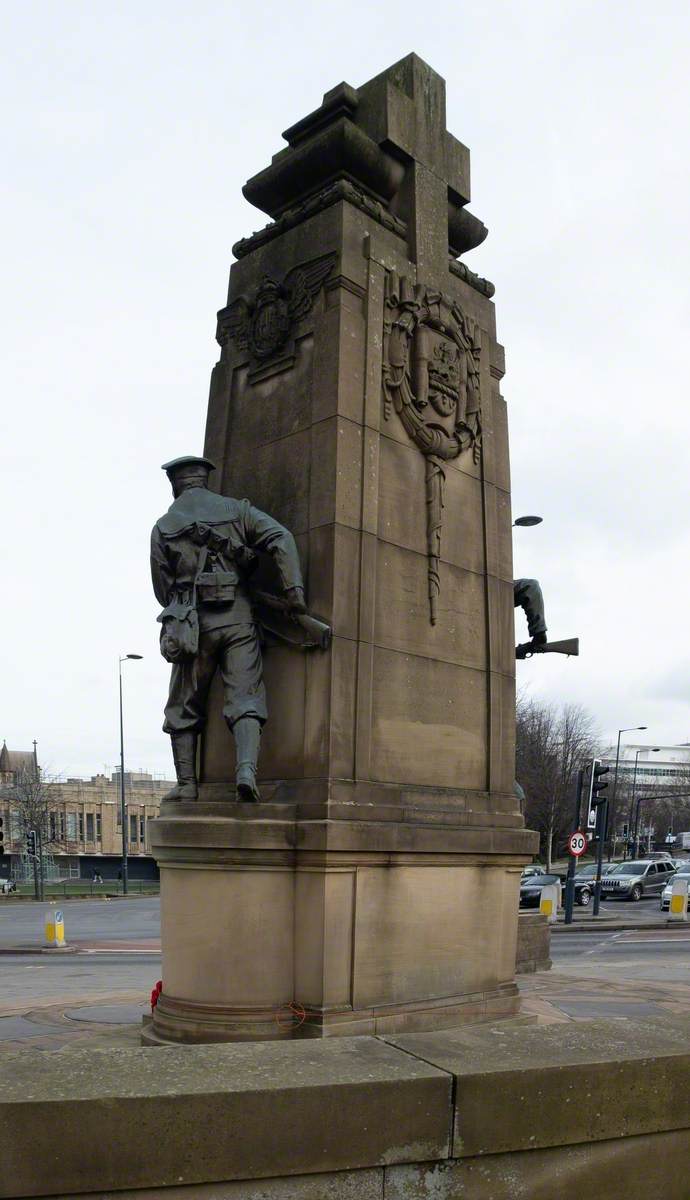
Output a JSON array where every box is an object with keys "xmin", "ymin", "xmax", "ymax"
[{"xmin": 93, "ymin": 870, "xmax": 103, "ymax": 885}]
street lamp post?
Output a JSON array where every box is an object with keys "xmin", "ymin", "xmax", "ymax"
[
  {"xmin": 610, "ymin": 726, "xmax": 647, "ymax": 861},
  {"xmin": 629, "ymin": 747, "xmax": 660, "ymax": 858},
  {"xmin": 119, "ymin": 654, "xmax": 143, "ymax": 895}
]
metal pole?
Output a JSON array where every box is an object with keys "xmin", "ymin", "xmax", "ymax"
[
  {"xmin": 633, "ymin": 795, "xmax": 644, "ymax": 856},
  {"xmin": 608, "ymin": 729, "xmax": 624, "ymax": 862},
  {"xmin": 119, "ymin": 659, "xmax": 128, "ymax": 896},
  {"xmin": 564, "ymin": 769, "xmax": 583, "ymax": 925},
  {"xmin": 592, "ymin": 796, "xmax": 607, "ymax": 916},
  {"xmin": 37, "ymin": 826, "xmax": 44, "ymax": 903},
  {"xmin": 627, "ymin": 751, "xmax": 641, "ymax": 860}
]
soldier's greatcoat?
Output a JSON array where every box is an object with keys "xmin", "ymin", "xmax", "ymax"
[{"xmin": 151, "ymin": 487, "xmax": 304, "ymax": 733}]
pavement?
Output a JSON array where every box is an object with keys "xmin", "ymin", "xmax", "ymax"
[{"xmin": 1, "ymin": 896, "xmax": 690, "ymax": 1051}]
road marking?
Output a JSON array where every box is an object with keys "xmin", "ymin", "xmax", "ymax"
[
  {"xmin": 613, "ymin": 937, "xmax": 690, "ymax": 945},
  {"xmin": 80, "ymin": 949, "xmax": 160, "ymax": 955}
]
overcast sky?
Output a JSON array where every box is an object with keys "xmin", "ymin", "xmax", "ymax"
[{"xmin": 2, "ymin": 1, "xmax": 689, "ymax": 778}]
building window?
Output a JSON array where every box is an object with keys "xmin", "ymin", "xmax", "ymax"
[
  {"xmin": 139, "ymin": 815, "xmax": 145, "ymax": 844},
  {"xmin": 79, "ymin": 812, "xmax": 84, "ymax": 842},
  {"xmin": 10, "ymin": 810, "xmax": 22, "ymax": 840},
  {"xmin": 86, "ymin": 813, "xmax": 94, "ymax": 842},
  {"xmin": 96, "ymin": 813, "xmax": 102, "ymax": 842},
  {"xmin": 66, "ymin": 812, "xmax": 77, "ymax": 841},
  {"xmin": 129, "ymin": 813, "xmax": 138, "ymax": 843},
  {"xmin": 49, "ymin": 812, "xmax": 57, "ymax": 842},
  {"xmin": 59, "ymin": 812, "xmax": 66, "ymax": 841}
]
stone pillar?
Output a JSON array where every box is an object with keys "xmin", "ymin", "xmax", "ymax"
[{"xmin": 148, "ymin": 53, "xmax": 538, "ymax": 1044}]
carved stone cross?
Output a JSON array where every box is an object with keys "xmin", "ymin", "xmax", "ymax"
[{"xmin": 354, "ymin": 54, "xmax": 481, "ymax": 279}]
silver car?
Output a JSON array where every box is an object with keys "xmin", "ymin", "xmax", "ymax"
[
  {"xmin": 600, "ymin": 859, "xmax": 676, "ymax": 902},
  {"xmin": 660, "ymin": 869, "xmax": 690, "ymax": 912}
]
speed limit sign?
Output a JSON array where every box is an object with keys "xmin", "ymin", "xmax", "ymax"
[{"xmin": 568, "ymin": 831, "xmax": 588, "ymax": 857}]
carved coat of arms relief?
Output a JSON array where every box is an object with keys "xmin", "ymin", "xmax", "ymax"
[
  {"xmin": 382, "ymin": 273, "xmax": 482, "ymax": 625},
  {"xmin": 216, "ymin": 253, "xmax": 336, "ymax": 372}
]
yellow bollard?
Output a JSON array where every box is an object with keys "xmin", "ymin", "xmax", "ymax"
[
  {"xmin": 539, "ymin": 882, "xmax": 560, "ymax": 924},
  {"xmin": 44, "ymin": 905, "xmax": 66, "ymax": 947},
  {"xmin": 44, "ymin": 909, "xmax": 55, "ymax": 945},
  {"xmin": 669, "ymin": 877, "xmax": 688, "ymax": 921}
]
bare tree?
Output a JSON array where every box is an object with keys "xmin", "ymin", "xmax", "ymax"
[
  {"xmin": 516, "ymin": 695, "xmax": 600, "ymax": 869},
  {"xmin": 3, "ymin": 767, "xmax": 63, "ymax": 899}
]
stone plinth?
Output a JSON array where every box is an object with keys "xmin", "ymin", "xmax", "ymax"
[
  {"xmin": 147, "ymin": 802, "xmax": 527, "ymax": 1042},
  {"xmin": 149, "ymin": 53, "xmax": 538, "ymax": 1043}
]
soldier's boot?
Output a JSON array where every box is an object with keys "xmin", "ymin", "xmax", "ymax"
[
  {"xmin": 163, "ymin": 732, "xmax": 199, "ymax": 801},
  {"xmin": 233, "ymin": 717, "xmax": 262, "ymax": 803}
]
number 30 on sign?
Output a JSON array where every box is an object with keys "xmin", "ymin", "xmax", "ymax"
[{"xmin": 568, "ymin": 831, "xmax": 587, "ymax": 857}]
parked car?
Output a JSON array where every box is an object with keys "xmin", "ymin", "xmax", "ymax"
[
  {"xmin": 660, "ymin": 869, "xmax": 690, "ymax": 912},
  {"xmin": 575, "ymin": 863, "xmax": 617, "ymax": 881},
  {"xmin": 519, "ymin": 873, "xmax": 562, "ymax": 909},
  {"xmin": 600, "ymin": 859, "xmax": 677, "ymax": 901},
  {"xmin": 0, "ymin": 878, "xmax": 17, "ymax": 894},
  {"xmin": 562, "ymin": 866, "xmax": 611, "ymax": 906},
  {"xmin": 521, "ymin": 866, "xmax": 546, "ymax": 879}
]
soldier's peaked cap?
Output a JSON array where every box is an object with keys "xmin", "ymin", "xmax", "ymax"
[{"xmin": 161, "ymin": 455, "xmax": 216, "ymax": 476}]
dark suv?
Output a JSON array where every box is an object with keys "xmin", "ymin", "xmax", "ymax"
[{"xmin": 600, "ymin": 859, "xmax": 676, "ymax": 902}]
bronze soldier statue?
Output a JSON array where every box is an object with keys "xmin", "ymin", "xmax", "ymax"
[
  {"xmin": 151, "ymin": 455, "xmax": 307, "ymax": 803},
  {"xmin": 513, "ymin": 578, "xmax": 547, "ymax": 649}
]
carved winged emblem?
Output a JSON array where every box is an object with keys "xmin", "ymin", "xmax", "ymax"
[
  {"xmin": 382, "ymin": 273, "xmax": 482, "ymax": 625},
  {"xmin": 217, "ymin": 253, "xmax": 336, "ymax": 363}
]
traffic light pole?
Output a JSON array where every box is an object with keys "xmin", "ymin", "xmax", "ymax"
[
  {"xmin": 592, "ymin": 798, "xmax": 608, "ymax": 916},
  {"xmin": 563, "ymin": 770, "xmax": 583, "ymax": 925},
  {"xmin": 37, "ymin": 826, "xmax": 44, "ymax": 903}
]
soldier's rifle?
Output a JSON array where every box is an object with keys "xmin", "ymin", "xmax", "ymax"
[
  {"xmin": 516, "ymin": 637, "xmax": 579, "ymax": 661},
  {"xmin": 251, "ymin": 587, "xmax": 332, "ymax": 651}
]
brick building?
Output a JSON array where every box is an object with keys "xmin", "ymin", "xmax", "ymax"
[{"xmin": 0, "ymin": 742, "xmax": 172, "ymax": 881}]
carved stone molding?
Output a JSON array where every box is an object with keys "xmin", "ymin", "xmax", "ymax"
[
  {"xmin": 232, "ymin": 179, "xmax": 407, "ymax": 260},
  {"xmin": 217, "ymin": 253, "xmax": 336, "ymax": 375},
  {"xmin": 448, "ymin": 257, "xmax": 495, "ymax": 298},
  {"xmin": 382, "ymin": 273, "xmax": 482, "ymax": 625}
]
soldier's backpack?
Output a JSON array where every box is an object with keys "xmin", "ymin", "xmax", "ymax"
[
  {"xmin": 158, "ymin": 600, "xmax": 200, "ymax": 664},
  {"xmin": 157, "ymin": 546, "xmax": 208, "ymax": 664}
]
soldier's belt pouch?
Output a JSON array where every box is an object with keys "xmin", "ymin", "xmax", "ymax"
[
  {"xmin": 157, "ymin": 602, "xmax": 199, "ymax": 664},
  {"xmin": 196, "ymin": 571, "xmax": 237, "ymax": 606}
]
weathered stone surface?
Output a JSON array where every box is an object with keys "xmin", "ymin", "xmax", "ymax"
[
  {"xmin": 515, "ymin": 912, "xmax": 551, "ymax": 974},
  {"xmin": 385, "ymin": 1014, "xmax": 690, "ymax": 1157},
  {"xmin": 0, "ymin": 1038, "xmax": 451, "ymax": 1198},
  {"xmin": 48, "ymin": 1168, "xmax": 384, "ymax": 1200},
  {"xmin": 385, "ymin": 1129, "xmax": 690, "ymax": 1200}
]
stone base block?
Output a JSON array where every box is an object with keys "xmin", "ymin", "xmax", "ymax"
[
  {"xmin": 149, "ymin": 803, "xmax": 535, "ymax": 1043},
  {"xmin": 515, "ymin": 911, "xmax": 552, "ymax": 974},
  {"xmin": 144, "ymin": 981, "xmax": 522, "ymax": 1045},
  {"xmin": 5, "ymin": 1015, "xmax": 690, "ymax": 1199}
]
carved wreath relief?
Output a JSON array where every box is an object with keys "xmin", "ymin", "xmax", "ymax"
[
  {"xmin": 217, "ymin": 253, "xmax": 335, "ymax": 366},
  {"xmin": 382, "ymin": 273, "xmax": 482, "ymax": 625}
]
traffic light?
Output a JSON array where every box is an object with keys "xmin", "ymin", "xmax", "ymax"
[
  {"xmin": 592, "ymin": 761, "xmax": 610, "ymax": 803},
  {"xmin": 582, "ymin": 761, "xmax": 596, "ymax": 831},
  {"xmin": 26, "ymin": 829, "xmax": 37, "ymax": 857},
  {"xmin": 591, "ymin": 761, "xmax": 609, "ymax": 840},
  {"xmin": 583, "ymin": 759, "xmax": 609, "ymax": 833}
]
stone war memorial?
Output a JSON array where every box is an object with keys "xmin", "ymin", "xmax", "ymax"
[
  {"xmin": 146, "ymin": 51, "xmax": 539, "ymax": 1046},
  {"xmin": 6, "ymin": 55, "xmax": 690, "ymax": 1200}
]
